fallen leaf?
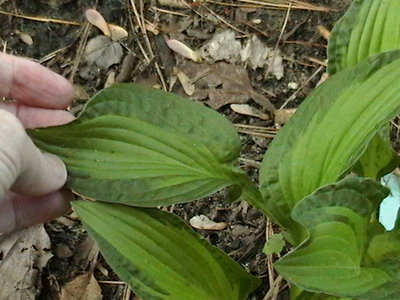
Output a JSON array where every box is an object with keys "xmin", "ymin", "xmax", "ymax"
[
  {"xmin": 274, "ymin": 108, "xmax": 296, "ymax": 125},
  {"xmin": 83, "ymin": 35, "xmax": 123, "ymax": 70},
  {"xmin": 230, "ymin": 104, "xmax": 270, "ymax": 120},
  {"xmin": 182, "ymin": 61, "xmax": 253, "ymax": 109},
  {"xmin": 167, "ymin": 39, "xmax": 202, "ymax": 62},
  {"xmin": 60, "ymin": 273, "xmax": 102, "ymax": 300},
  {"xmin": 157, "ymin": 0, "xmax": 187, "ymax": 8},
  {"xmin": 241, "ymin": 36, "xmax": 284, "ymax": 79},
  {"xmin": 108, "ymin": 24, "xmax": 128, "ymax": 41},
  {"xmin": 0, "ymin": 226, "xmax": 52, "ymax": 300},
  {"xmin": 15, "ymin": 30, "xmax": 33, "ymax": 45},
  {"xmin": 73, "ymin": 84, "xmax": 90, "ymax": 101},
  {"xmin": 175, "ymin": 68, "xmax": 195, "ymax": 96},
  {"xmin": 189, "ymin": 215, "xmax": 227, "ymax": 231},
  {"xmin": 200, "ymin": 30, "xmax": 242, "ymax": 63},
  {"xmin": 104, "ymin": 71, "xmax": 116, "ymax": 88},
  {"xmin": 85, "ymin": 9, "xmax": 111, "ymax": 36}
]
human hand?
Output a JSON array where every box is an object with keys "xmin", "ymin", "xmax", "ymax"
[{"xmin": 0, "ymin": 53, "xmax": 75, "ymax": 234}]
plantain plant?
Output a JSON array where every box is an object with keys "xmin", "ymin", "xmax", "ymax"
[{"xmin": 28, "ymin": 0, "xmax": 400, "ymax": 299}]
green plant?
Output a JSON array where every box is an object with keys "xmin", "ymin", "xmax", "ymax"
[{"xmin": 27, "ymin": 0, "xmax": 400, "ymax": 299}]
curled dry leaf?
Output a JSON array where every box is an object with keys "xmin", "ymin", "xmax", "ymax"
[
  {"xmin": 83, "ymin": 35, "xmax": 123, "ymax": 70},
  {"xmin": 15, "ymin": 30, "xmax": 33, "ymax": 45},
  {"xmin": 274, "ymin": 108, "xmax": 296, "ymax": 125},
  {"xmin": 189, "ymin": 215, "xmax": 228, "ymax": 231},
  {"xmin": 175, "ymin": 68, "xmax": 195, "ymax": 96},
  {"xmin": 230, "ymin": 104, "xmax": 270, "ymax": 120},
  {"xmin": 108, "ymin": 24, "xmax": 128, "ymax": 41},
  {"xmin": 85, "ymin": 8, "xmax": 111, "ymax": 36},
  {"xmin": 167, "ymin": 39, "xmax": 202, "ymax": 62}
]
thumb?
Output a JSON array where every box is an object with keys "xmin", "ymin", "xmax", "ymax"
[{"xmin": 0, "ymin": 110, "xmax": 67, "ymax": 199}]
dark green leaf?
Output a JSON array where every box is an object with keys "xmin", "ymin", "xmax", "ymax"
[
  {"xmin": 328, "ymin": 0, "xmax": 400, "ymax": 75},
  {"xmin": 275, "ymin": 177, "xmax": 400, "ymax": 299},
  {"xmin": 28, "ymin": 84, "xmax": 262, "ymax": 207},
  {"xmin": 260, "ymin": 51, "xmax": 400, "ymax": 242},
  {"xmin": 352, "ymin": 126, "xmax": 399, "ymax": 179},
  {"xmin": 73, "ymin": 201, "xmax": 260, "ymax": 300}
]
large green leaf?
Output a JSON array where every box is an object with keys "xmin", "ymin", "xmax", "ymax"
[
  {"xmin": 259, "ymin": 51, "xmax": 400, "ymax": 242},
  {"xmin": 328, "ymin": 0, "xmax": 400, "ymax": 75},
  {"xmin": 73, "ymin": 201, "xmax": 260, "ymax": 300},
  {"xmin": 275, "ymin": 177, "xmax": 400, "ymax": 299},
  {"xmin": 28, "ymin": 84, "xmax": 261, "ymax": 207}
]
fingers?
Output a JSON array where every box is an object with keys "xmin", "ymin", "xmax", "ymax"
[
  {"xmin": 0, "ymin": 53, "xmax": 74, "ymax": 109},
  {"xmin": 0, "ymin": 102, "xmax": 74, "ymax": 128},
  {"xmin": 0, "ymin": 189, "xmax": 73, "ymax": 233},
  {"xmin": 0, "ymin": 110, "xmax": 67, "ymax": 198}
]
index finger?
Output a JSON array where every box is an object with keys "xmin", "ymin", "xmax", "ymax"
[{"xmin": 0, "ymin": 53, "xmax": 74, "ymax": 109}]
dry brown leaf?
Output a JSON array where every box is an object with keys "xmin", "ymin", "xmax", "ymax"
[
  {"xmin": 104, "ymin": 71, "xmax": 116, "ymax": 88},
  {"xmin": 108, "ymin": 24, "xmax": 128, "ymax": 41},
  {"xmin": 274, "ymin": 108, "xmax": 297, "ymax": 125},
  {"xmin": 157, "ymin": 0, "xmax": 187, "ymax": 8},
  {"xmin": 85, "ymin": 9, "xmax": 111, "ymax": 36},
  {"xmin": 15, "ymin": 30, "xmax": 33, "ymax": 45},
  {"xmin": 0, "ymin": 225, "xmax": 52, "ymax": 300},
  {"xmin": 166, "ymin": 39, "xmax": 202, "ymax": 62},
  {"xmin": 175, "ymin": 68, "xmax": 195, "ymax": 96},
  {"xmin": 230, "ymin": 104, "xmax": 270, "ymax": 120},
  {"xmin": 182, "ymin": 61, "xmax": 253, "ymax": 109},
  {"xmin": 200, "ymin": 30, "xmax": 242, "ymax": 63},
  {"xmin": 60, "ymin": 273, "xmax": 102, "ymax": 300},
  {"xmin": 83, "ymin": 35, "xmax": 123, "ymax": 70},
  {"xmin": 189, "ymin": 215, "xmax": 227, "ymax": 231},
  {"xmin": 73, "ymin": 84, "xmax": 90, "ymax": 101}
]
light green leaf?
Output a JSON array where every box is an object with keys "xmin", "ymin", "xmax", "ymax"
[
  {"xmin": 275, "ymin": 177, "xmax": 400, "ymax": 299},
  {"xmin": 28, "ymin": 84, "xmax": 261, "ymax": 207},
  {"xmin": 328, "ymin": 0, "xmax": 400, "ymax": 75},
  {"xmin": 352, "ymin": 126, "xmax": 399, "ymax": 179},
  {"xmin": 263, "ymin": 233, "xmax": 285, "ymax": 255},
  {"xmin": 73, "ymin": 201, "xmax": 260, "ymax": 300},
  {"xmin": 259, "ymin": 51, "xmax": 400, "ymax": 242}
]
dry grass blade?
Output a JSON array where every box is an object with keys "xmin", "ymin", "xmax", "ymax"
[
  {"xmin": 235, "ymin": 0, "xmax": 336, "ymax": 12},
  {"xmin": 0, "ymin": 9, "xmax": 81, "ymax": 25}
]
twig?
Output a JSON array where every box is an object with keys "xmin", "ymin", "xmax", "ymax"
[
  {"xmin": 68, "ymin": 22, "xmax": 91, "ymax": 83},
  {"xmin": 265, "ymin": 3, "xmax": 291, "ymax": 79},
  {"xmin": 0, "ymin": 9, "xmax": 81, "ymax": 25},
  {"xmin": 280, "ymin": 65, "xmax": 324, "ymax": 109}
]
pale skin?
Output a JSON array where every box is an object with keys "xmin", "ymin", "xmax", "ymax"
[{"xmin": 0, "ymin": 53, "xmax": 75, "ymax": 234}]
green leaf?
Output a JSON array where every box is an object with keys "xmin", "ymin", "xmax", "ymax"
[
  {"xmin": 73, "ymin": 201, "xmax": 260, "ymax": 300},
  {"xmin": 352, "ymin": 126, "xmax": 399, "ymax": 179},
  {"xmin": 263, "ymin": 233, "xmax": 285, "ymax": 255},
  {"xmin": 259, "ymin": 51, "xmax": 400, "ymax": 242},
  {"xmin": 275, "ymin": 177, "xmax": 400, "ymax": 299},
  {"xmin": 328, "ymin": 0, "xmax": 400, "ymax": 75},
  {"xmin": 28, "ymin": 84, "xmax": 262, "ymax": 207}
]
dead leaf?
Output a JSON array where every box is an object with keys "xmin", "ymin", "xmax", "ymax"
[
  {"xmin": 108, "ymin": 24, "xmax": 128, "ymax": 41},
  {"xmin": 157, "ymin": 0, "xmax": 187, "ymax": 8},
  {"xmin": 60, "ymin": 273, "xmax": 102, "ymax": 300},
  {"xmin": 182, "ymin": 61, "xmax": 253, "ymax": 109},
  {"xmin": 200, "ymin": 30, "xmax": 242, "ymax": 63},
  {"xmin": 274, "ymin": 108, "xmax": 296, "ymax": 125},
  {"xmin": 104, "ymin": 71, "xmax": 116, "ymax": 88},
  {"xmin": 85, "ymin": 9, "xmax": 111, "ymax": 37},
  {"xmin": 15, "ymin": 30, "xmax": 33, "ymax": 45},
  {"xmin": 73, "ymin": 84, "xmax": 90, "ymax": 101},
  {"xmin": 167, "ymin": 39, "xmax": 202, "ymax": 62},
  {"xmin": 230, "ymin": 104, "xmax": 270, "ymax": 120},
  {"xmin": 189, "ymin": 215, "xmax": 227, "ymax": 231},
  {"xmin": 0, "ymin": 226, "xmax": 52, "ymax": 300},
  {"xmin": 241, "ymin": 36, "xmax": 284, "ymax": 79},
  {"xmin": 175, "ymin": 68, "xmax": 195, "ymax": 96},
  {"xmin": 83, "ymin": 35, "xmax": 123, "ymax": 70}
]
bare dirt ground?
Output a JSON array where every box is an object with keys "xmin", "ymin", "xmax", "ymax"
[{"xmin": 0, "ymin": 1, "xmax": 350, "ymax": 299}]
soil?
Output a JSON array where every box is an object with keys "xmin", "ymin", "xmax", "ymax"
[{"xmin": 0, "ymin": 1, "xmax": 350, "ymax": 299}]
